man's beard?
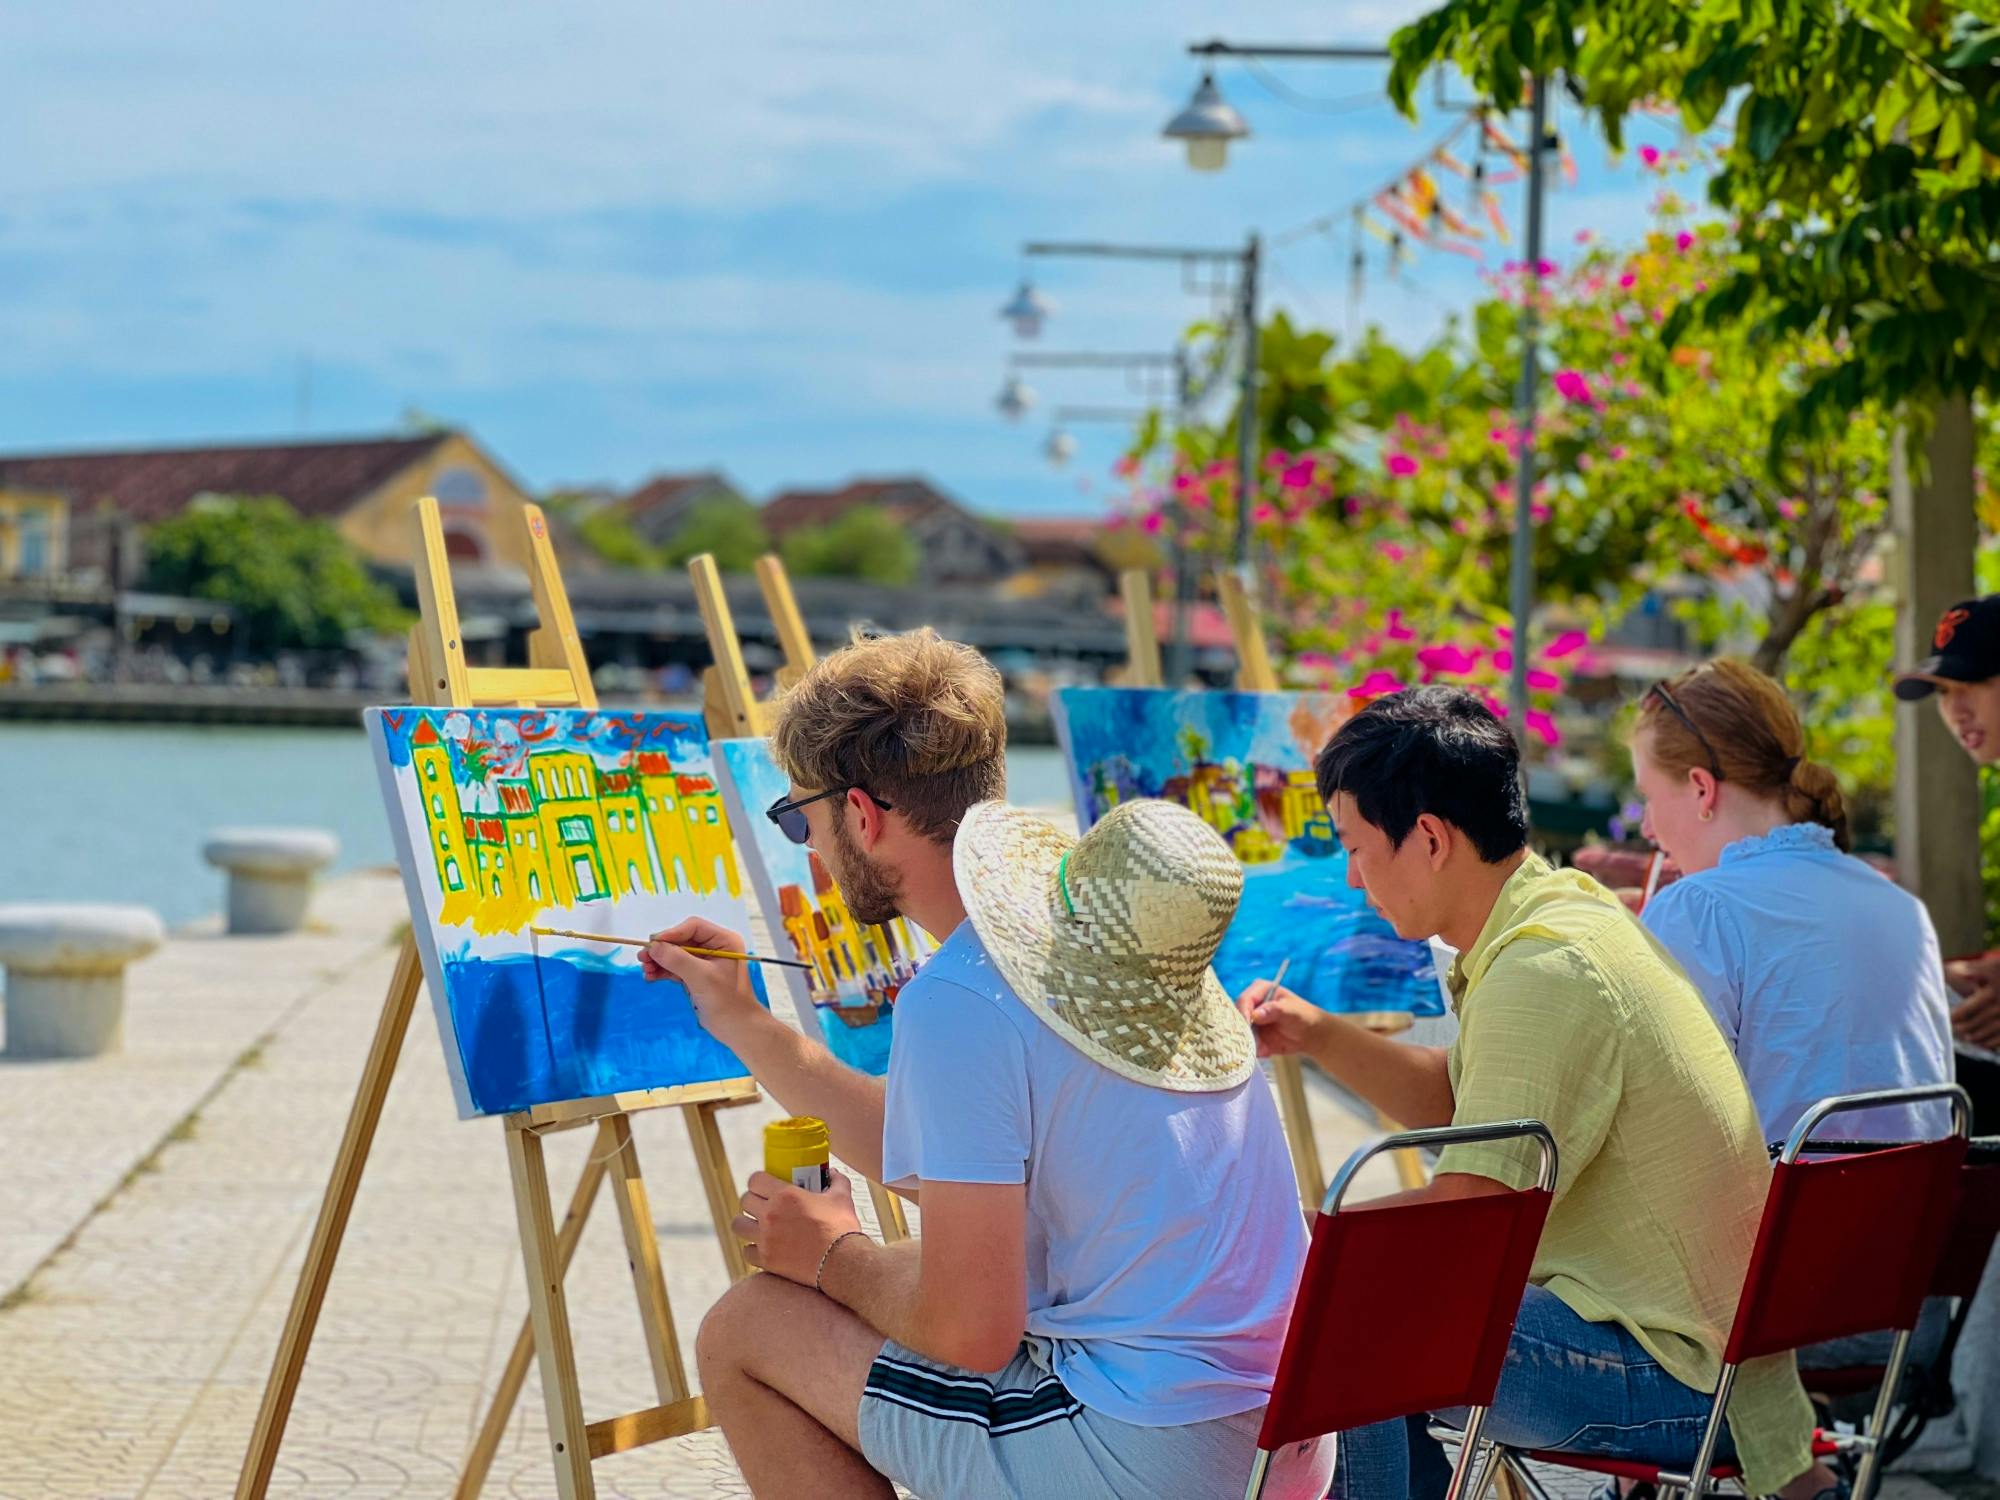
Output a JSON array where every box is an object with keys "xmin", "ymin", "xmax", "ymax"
[{"xmin": 827, "ymin": 813, "xmax": 904, "ymax": 927}]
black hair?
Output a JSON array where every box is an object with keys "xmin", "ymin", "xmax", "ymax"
[{"xmin": 1315, "ymin": 686, "xmax": 1528, "ymax": 863}]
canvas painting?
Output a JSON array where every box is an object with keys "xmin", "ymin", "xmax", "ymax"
[
  {"xmin": 367, "ymin": 707, "xmax": 762, "ymax": 1118},
  {"xmin": 1052, "ymin": 686, "xmax": 1444, "ymax": 1019},
  {"xmin": 714, "ymin": 737, "xmax": 934, "ymax": 1076}
]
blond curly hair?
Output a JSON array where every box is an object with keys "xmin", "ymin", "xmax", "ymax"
[{"xmin": 770, "ymin": 628, "xmax": 1007, "ymax": 844}]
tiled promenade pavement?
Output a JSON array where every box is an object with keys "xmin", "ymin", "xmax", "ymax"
[{"xmin": 0, "ymin": 827, "xmax": 1405, "ymax": 1500}]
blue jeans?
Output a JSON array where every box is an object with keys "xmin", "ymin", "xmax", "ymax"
[{"xmin": 1331, "ymin": 1286, "xmax": 1734, "ymax": 1500}]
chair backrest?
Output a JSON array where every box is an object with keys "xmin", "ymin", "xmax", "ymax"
[
  {"xmin": 1725, "ymin": 1087, "xmax": 1970, "ymax": 1365},
  {"xmin": 1934, "ymin": 1155, "xmax": 2000, "ymax": 1300},
  {"xmin": 1258, "ymin": 1120, "xmax": 1556, "ymax": 1448}
]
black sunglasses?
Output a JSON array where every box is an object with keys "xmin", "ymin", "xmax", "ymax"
[
  {"xmin": 1646, "ymin": 682, "xmax": 1726, "ymax": 782},
  {"xmin": 765, "ymin": 787, "xmax": 895, "ymax": 845}
]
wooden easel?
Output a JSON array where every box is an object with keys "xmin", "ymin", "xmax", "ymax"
[
  {"xmin": 236, "ymin": 498, "xmax": 761, "ymax": 1500},
  {"xmin": 1213, "ymin": 568, "xmax": 1429, "ymax": 1199},
  {"xmin": 686, "ymin": 551, "xmax": 912, "ymax": 1244}
]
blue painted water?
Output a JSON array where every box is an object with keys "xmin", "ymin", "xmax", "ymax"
[
  {"xmin": 1215, "ymin": 853, "xmax": 1444, "ymax": 1016},
  {"xmin": 815, "ymin": 1006, "xmax": 895, "ymax": 1074},
  {"xmin": 443, "ymin": 950, "xmax": 770, "ymax": 1115}
]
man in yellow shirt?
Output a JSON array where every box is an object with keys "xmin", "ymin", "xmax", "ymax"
[{"xmin": 1241, "ymin": 687, "xmax": 1836, "ymax": 1500}]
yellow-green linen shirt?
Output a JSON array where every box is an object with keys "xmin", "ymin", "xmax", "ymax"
[{"xmin": 1435, "ymin": 853, "xmax": 1816, "ymax": 1494}]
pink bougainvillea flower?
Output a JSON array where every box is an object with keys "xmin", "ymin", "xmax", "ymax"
[
  {"xmin": 1618, "ymin": 271, "xmax": 1638, "ymax": 289},
  {"xmin": 1139, "ymin": 512, "xmax": 1164, "ymax": 535},
  {"xmin": 1377, "ymin": 542, "xmax": 1409, "ymax": 563},
  {"xmin": 1575, "ymin": 229, "xmax": 1594, "ymax": 245},
  {"xmin": 1481, "ymin": 693, "xmax": 1509, "ymax": 719},
  {"xmin": 1494, "ymin": 648, "xmax": 1514, "ymax": 671},
  {"xmin": 1385, "ymin": 609, "xmax": 1416, "ymax": 643},
  {"xmin": 1112, "ymin": 455, "xmax": 1139, "ymax": 479},
  {"xmin": 1553, "ymin": 369, "xmax": 1597, "ymax": 406},
  {"xmin": 1253, "ymin": 504, "xmax": 1277, "ymax": 524},
  {"xmin": 1352, "ymin": 670, "xmax": 1407, "ymax": 699},
  {"xmin": 1385, "ymin": 451, "xmax": 1420, "ymax": 478},
  {"xmin": 1530, "ymin": 501, "xmax": 1552, "ymax": 523},
  {"xmin": 1544, "ymin": 630, "xmax": 1589, "ymax": 659},
  {"xmin": 1639, "ymin": 145, "xmax": 1662, "ymax": 168},
  {"xmin": 1185, "ymin": 488, "xmax": 1211, "ymax": 510},
  {"xmin": 1676, "ymin": 231, "xmax": 1695, "ymax": 252},
  {"xmin": 1526, "ymin": 668, "xmax": 1562, "ymax": 692},
  {"xmin": 1418, "ymin": 644, "xmax": 1482, "ymax": 676},
  {"xmin": 1281, "ymin": 457, "xmax": 1317, "ymax": 489},
  {"xmin": 1525, "ymin": 710, "xmax": 1560, "ymax": 746},
  {"xmin": 1296, "ymin": 651, "xmax": 1337, "ymax": 672}
]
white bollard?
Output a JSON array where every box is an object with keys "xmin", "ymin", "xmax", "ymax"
[
  {"xmin": 202, "ymin": 827, "xmax": 339, "ymax": 936},
  {"xmin": 0, "ymin": 905, "xmax": 165, "ymax": 1059}
]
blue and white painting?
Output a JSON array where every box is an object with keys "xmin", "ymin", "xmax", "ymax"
[
  {"xmin": 367, "ymin": 707, "xmax": 762, "ymax": 1118},
  {"xmin": 1052, "ymin": 687, "xmax": 1443, "ymax": 1019},
  {"xmin": 714, "ymin": 738, "xmax": 936, "ymax": 1076}
]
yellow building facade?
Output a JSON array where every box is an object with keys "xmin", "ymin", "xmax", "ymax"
[{"xmin": 0, "ymin": 489, "xmax": 66, "ymax": 581}]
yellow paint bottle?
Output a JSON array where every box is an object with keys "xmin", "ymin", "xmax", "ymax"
[{"xmin": 764, "ymin": 1116, "xmax": 832, "ymax": 1192}]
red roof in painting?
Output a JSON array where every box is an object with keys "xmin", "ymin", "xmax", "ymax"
[
  {"xmin": 0, "ymin": 433, "xmax": 452, "ymax": 524},
  {"xmin": 635, "ymin": 752, "xmax": 673, "ymax": 775},
  {"xmin": 675, "ymin": 774, "xmax": 716, "ymax": 795},
  {"xmin": 411, "ymin": 719, "xmax": 441, "ymax": 747},
  {"xmin": 497, "ymin": 782, "xmax": 533, "ymax": 813},
  {"xmin": 600, "ymin": 771, "xmax": 634, "ymax": 794}
]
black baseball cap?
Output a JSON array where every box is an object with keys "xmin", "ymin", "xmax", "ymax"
[{"xmin": 1895, "ymin": 594, "xmax": 2000, "ymax": 701}]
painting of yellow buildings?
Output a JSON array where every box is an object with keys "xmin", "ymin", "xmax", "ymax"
[{"xmin": 399, "ymin": 714, "xmax": 741, "ymax": 935}]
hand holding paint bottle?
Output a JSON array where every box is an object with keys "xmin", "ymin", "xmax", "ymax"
[{"xmin": 764, "ymin": 1116, "xmax": 833, "ymax": 1192}]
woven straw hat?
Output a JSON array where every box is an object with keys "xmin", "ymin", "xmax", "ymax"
[{"xmin": 954, "ymin": 798, "xmax": 1256, "ymax": 1092}]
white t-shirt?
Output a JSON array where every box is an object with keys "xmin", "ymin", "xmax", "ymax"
[{"xmin": 880, "ymin": 921, "xmax": 1307, "ymax": 1427}]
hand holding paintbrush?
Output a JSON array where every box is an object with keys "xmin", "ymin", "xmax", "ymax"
[{"xmin": 532, "ymin": 924, "xmax": 811, "ymax": 971}]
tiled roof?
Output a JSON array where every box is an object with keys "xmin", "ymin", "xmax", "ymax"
[
  {"xmin": 1010, "ymin": 517, "xmax": 1105, "ymax": 566},
  {"xmin": 624, "ymin": 470, "xmax": 735, "ymax": 517},
  {"xmin": 0, "ymin": 433, "xmax": 450, "ymax": 523},
  {"xmin": 760, "ymin": 476, "xmax": 966, "ymax": 537}
]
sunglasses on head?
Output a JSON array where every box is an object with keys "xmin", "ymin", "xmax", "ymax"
[
  {"xmin": 1646, "ymin": 681, "xmax": 1725, "ymax": 782},
  {"xmin": 765, "ymin": 787, "xmax": 895, "ymax": 845}
]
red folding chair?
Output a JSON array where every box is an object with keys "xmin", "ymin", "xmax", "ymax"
[
  {"xmin": 1494, "ymin": 1084, "xmax": 1972, "ymax": 1500},
  {"xmin": 1245, "ymin": 1119, "xmax": 1559, "ymax": 1500},
  {"xmin": 1796, "ymin": 1140, "xmax": 2000, "ymax": 1465}
]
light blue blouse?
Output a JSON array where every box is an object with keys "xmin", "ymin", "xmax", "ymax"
[{"xmin": 1642, "ymin": 823, "xmax": 1955, "ymax": 1144}]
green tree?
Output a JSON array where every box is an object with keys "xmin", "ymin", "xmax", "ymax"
[
  {"xmin": 1387, "ymin": 0, "xmax": 2000, "ymax": 477},
  {"xmin": 574, "ymin": 506, "xmax": 662, "ymax": 570},
  {"xmin": 779, "ymin": 506, "xmax": 918, "ymax": 585},
  {"xmin": 658, "ymin": 496, "xmax": 770, "ymax": 572},
  {"xmin": 143, "ymin": 496, "xmax": 406, "ymax": 654}
]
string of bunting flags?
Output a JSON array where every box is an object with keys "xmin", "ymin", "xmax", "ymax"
[{"xmin": 1279, "ymin": 101, "xmax": 1578, "ymax": 299}]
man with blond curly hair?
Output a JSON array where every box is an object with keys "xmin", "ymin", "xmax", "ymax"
[{"xmin": 644, "ymin": 629, "xmax": 1329, "ymax": 1500}]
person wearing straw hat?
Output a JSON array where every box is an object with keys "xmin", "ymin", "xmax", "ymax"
[
  {"xmin": 1240, "ymin": 686, "xmax": 1836, "ymax": 1500},
  {"xmin": 644, "ymin": 628, "xmax": 1331, "ymax": 1500}
]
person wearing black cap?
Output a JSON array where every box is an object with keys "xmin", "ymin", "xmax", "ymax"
[{"xmin": 1895, "ymin": 593, "xmax": 2000, "ymax": 1130}]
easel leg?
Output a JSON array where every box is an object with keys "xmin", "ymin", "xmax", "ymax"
[
  {"xmin": 866, "ymin": 1178, "xmax": 910, "ymax": 1243},
  {"xmin": 1380, "ymin": 1110, "xmax": 1430, "ymax": 1192},
  {"xmin": 682, "ymin": 1101, "xmax": 752, "ymax": 1282},
  {"xmin": 1271, "ymin": 1056, "xmax": 1326, "ymax": 1212},
  {"xmin": 605, "ymin": 1114, "xmax": 691, "ymax": 1403},
  {"xmin": 456, "ymin": 1121, "xmax": 616, "ymax": 1500},
  {"xmin": 235, "ymin": 937, "xmax": 424, "ymax": 1500},
  {"xmin": 507, "ymin": 1124, "xmax": 596, "ymax": 1500}
]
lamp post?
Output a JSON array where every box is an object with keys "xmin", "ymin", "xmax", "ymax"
[
  {"xmin": 1018, "ymin": 239, "xmax": 1261, "ymax": 572},
  {"xmin": 1004, "ymin": 348, "xmax": 1201, "ymax": 685},
  {"xmin": 1164, "ymin": 38, "xmax": 1554, "ymax": 745}
]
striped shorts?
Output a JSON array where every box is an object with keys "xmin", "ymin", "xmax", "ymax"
[{"xmin": 856, "ymin": 1336, "xmax": 1335, "ymax": 1500}]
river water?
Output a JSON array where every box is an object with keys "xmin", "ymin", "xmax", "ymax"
[{"xmin": 0, "ymin": 722, "xmax": 1075, "ymax": 929}]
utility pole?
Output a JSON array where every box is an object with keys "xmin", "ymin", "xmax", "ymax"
[
  {"xmin": 1506, "ymin": 81, "xmax": 1550, "ymax": 746},
  {"xmin": 1233, "ymin": 232, "xmax": 1261, "ymax": 575}
]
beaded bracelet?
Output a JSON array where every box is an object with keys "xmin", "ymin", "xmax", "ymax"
[{"xmin": 816, "ymin": 1229, "xmax": 871, "ymax": 1294}]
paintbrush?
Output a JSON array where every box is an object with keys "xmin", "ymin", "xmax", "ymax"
[
  {"xmin": 529, "ymin": 926, "xmax": 814, "ymax": 971},
  {"xmin": 1639, "ymin": 849, "xmax": 1664, "ymax": 912}
]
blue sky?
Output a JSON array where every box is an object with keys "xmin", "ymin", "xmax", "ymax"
[{"xmin": 3, "ymin": 3, "xmax": 1691, "ymax": 520}]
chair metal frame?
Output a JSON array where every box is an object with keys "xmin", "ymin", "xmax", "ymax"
[
  {"xmin": 1245, "ymin": 1118, "xmax": 1560, "ymax": 1500},
  {"xmin": 1492, "ymin": 1084, "xmax": 1972, "ymax": 1500}
]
